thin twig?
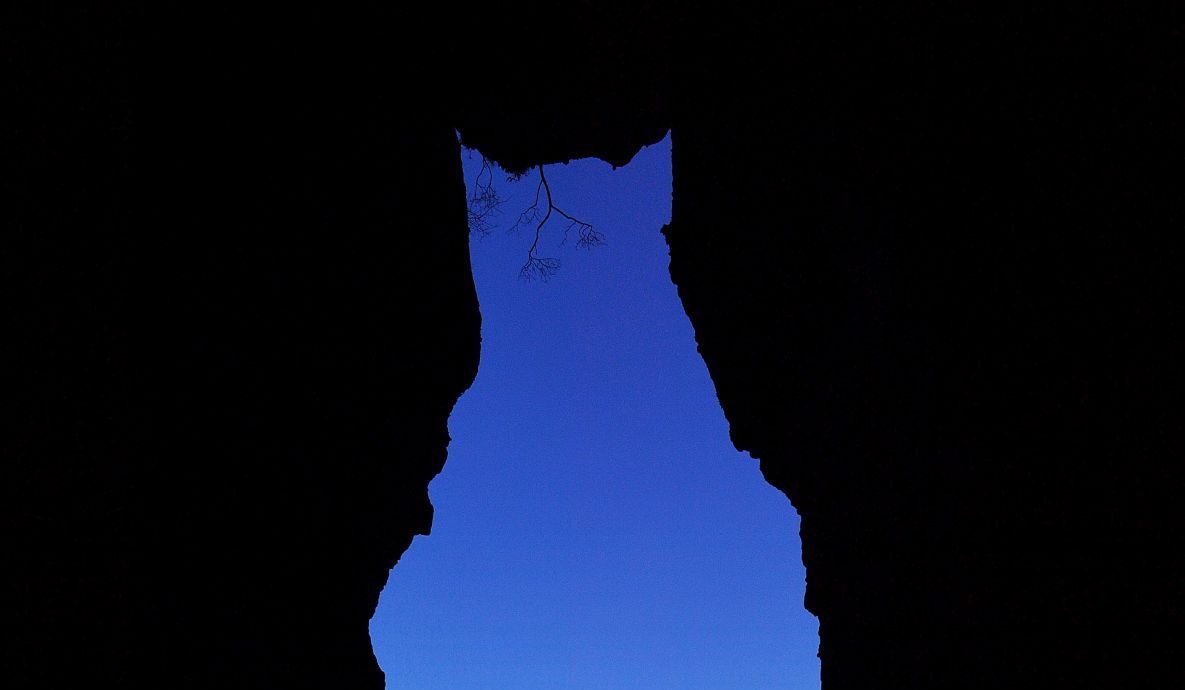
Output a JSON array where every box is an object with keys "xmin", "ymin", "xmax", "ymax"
[
  {"xmin": 467, "ymin": 156, "xmax": 501, "ymax": 237},
  {"xmin": 519, "ymin": 165, "xmax": 599, "ymax": 280}
]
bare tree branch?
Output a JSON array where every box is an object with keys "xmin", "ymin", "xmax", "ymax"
[
  {"xmin": 519, "ymin": 165, "xmax": 600, "ymax": 281},
  {"xmin": 467, "ymin": 155, "xmax": 501, "ymax": 237},
  {"xmin": 463, "ymin": 152, "xmax": 603, "ymax": 281}
]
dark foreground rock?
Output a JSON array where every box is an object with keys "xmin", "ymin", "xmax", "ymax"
[{"xmin": 6, "ymin": 3, "xmax": 1181, "ymax": 689}]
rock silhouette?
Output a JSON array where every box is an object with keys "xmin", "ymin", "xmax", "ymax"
[{"xmin": 6, "ymin": 3, "xmax": 1181, "ymax": 689}]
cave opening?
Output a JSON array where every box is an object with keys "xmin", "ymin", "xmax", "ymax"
[{"xmin": 370, "ymin": 134, "xmax": 819, "ymax": 689}]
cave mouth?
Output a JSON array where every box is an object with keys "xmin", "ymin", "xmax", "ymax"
[{"xmin": 370, "ymin": 134, "xmax": 820, "ymax": 689}]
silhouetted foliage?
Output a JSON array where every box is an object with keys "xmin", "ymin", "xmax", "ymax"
[
  {"xmin": 464, "ymin": 151, "xmax": 601, "ymax": 281},
  {"xmin": 466, "ymin": 155, "xmax": 502, "ymax": 238}
]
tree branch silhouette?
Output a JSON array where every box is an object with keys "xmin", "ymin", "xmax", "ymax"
[
  {"xmin": 463, "ymin": 152, "xmax": 602, "ymax": 281},
  {"xmin": 466, "ymin": 155, "xmax": 501, "ymax": 237},
  {"xmin": 516, "ymin": 165, "xmax": 602, "ymax": 281}
]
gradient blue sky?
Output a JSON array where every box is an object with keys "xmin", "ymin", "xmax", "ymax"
[{"xmin": 370, "ymin": 134, "xmax": 820, "ymax": 689}]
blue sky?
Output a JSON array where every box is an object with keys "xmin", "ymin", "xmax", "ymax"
[{"xmin": 370, "ymin": 134, "xmax": 819, "ymax": 689}]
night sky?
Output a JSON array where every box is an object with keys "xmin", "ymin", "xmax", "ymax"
[{"xmin": 370, "ymin": 134, "xmax": 820, "ymax": 689}]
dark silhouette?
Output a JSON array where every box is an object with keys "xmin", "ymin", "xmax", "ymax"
[
  {"xmin": 6, "ymin": 2, "xmax": 1181, "ymax": 690},
  {"xmin": 465, "ymin": 154, "xmax": 504, "ymax": 239},
  {"xmin": 466, "ymin": 155, "xmax": 602, "ymax": 280},
  {"xmin": 513, "ymin": 165, "xmax": 602, "ymax": 281}
]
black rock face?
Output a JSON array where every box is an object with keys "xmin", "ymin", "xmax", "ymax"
[
  {"xmin": 6, "ymin": 3, "xmax": 1181, "ymax": 689},
  {"xmin": 7, "ymin": 7, "xmax": 481, "ymax": 689},
  {"xmin": 662, "ymin": 6, "xmax": 1183, "ymax": 688}
]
